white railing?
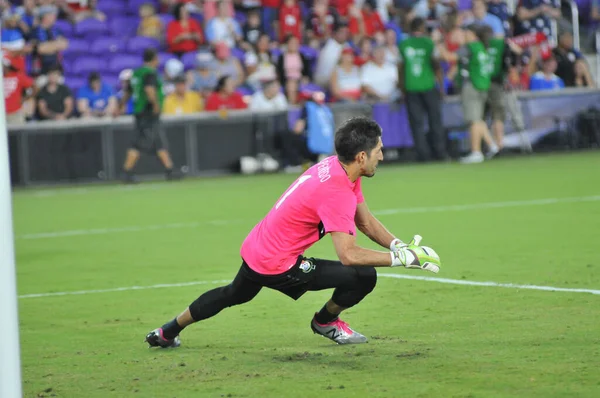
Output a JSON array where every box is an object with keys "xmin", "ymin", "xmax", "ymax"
[
  {"xmin": 596, "ymin": 30, "xmax": 600, "ymax": 85},
  {"xmin": 567, "ymin": 0, "xmax": 580, "ymax": 50},
  {"xmin": 550, "ymin": 19, "xmax": 558, "ymax": 46}
]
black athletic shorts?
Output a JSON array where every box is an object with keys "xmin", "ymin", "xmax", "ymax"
[
  {"xmin": 239, "ymin": 256, "xmax": 375, "ymax": 301},
  {"xmin": 132, "ymin": 113, "xmax": 168, "ymax": 153}
]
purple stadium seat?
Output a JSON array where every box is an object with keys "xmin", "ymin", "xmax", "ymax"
[
  {"xmin": 101, "ymin": 74, "xmax": 120, "ymax": 90},
  {"xmin": 97, "ymin": 0, "xmax": 123, "ymax": 15},
  {"xmin": 55, "ymin": 20, "xmax": 74, "ymax": 37},
  {"xmin": 108, "ymin": 54, "xmax": 143, "ymax": 73},
  {"xmin": 72, "ymin": 56, "xmax": 108, "ymax": 75},
  {"xmin": 190, "ymin": 12, "xmax": 203, "ymax": 24},
  {"xmin": 64, "ymin": 76, "xmax": 87, "ymax": 92},
  {"xmin": 234, "ymin": 11, "xmax": 247, "ymax": 25},
  {"xmin": 231, "ymin": 47, "xmax": 245, "ymax": 63},
  {"xmin": 457, "ymin": 0, "xmax": 472, "ymax": 10},
  {"xmin": 75, "ymin": 18, "xmax": 108, "ymax": 38},
  {"xmin": 109, "ymin": 16, "xmax": 140, "ymax": 38},
  {"xmin": 90, "ymin": 37, "xmax": 127, "ymax": 55},
  {"xmin": 158, "ymin": 13, "xmax": 175, "ymax": 27},
  {"xmin": 181, "ymin": 52, "xmax": 196, "ymax": 70},
  {"xmin": 62, "ymin": 59, "xmax": 74, "ymax": 75},
  {"xmin": 62, "ymin": 38, "xmax": 90, "ymax": 58},
  {"xmin": 158, "ymin": 52, "xmax": 177, "ymax": 69},
  {"xmin": 126, "ymin": 36, "xmax": 161, "ymax": 54},
  {"xmin": 299, "ymin": 46, "xmax": 319, "ymax": 60},
  {"xmin": 236, "ymin": 86, "xmax": 254, "ymax": 96}
]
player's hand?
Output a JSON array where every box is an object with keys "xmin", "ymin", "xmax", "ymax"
[{"xmin": 390, "ymin": 236, "xmax": 441, "ymax": 273}]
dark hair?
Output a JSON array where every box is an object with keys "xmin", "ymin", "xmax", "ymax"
[
  {"xmin": 410, "ymin": 17, "xmax": 425, "ymax": 33},
  {"xmin": 335, "ymin": 117, "xmax": 382, "ymax": 164},
  {"xmin": 88, "ymin": 71, "xmax": 101, "ymax": 83},
  {"xmin": 284, "ymin": 34, "xmax": 298, "ymax": 45},
  {"xmin": 214, "ymin": 75, "xmax": 230, "ymax": 92},
  {"xmin": 173, "ymin": 3, "xmax": 186, "ymax": 20},
  {"xmin": 143, "ymin": 48, "xmax": 157, "ymax": 63},
  {"xmin": 475, "ymin": 24, "xmax": 493, "ymax": 48},
  {"xmin": 47, "ymin": 64, "xmax": 63, "ymax": 74}
]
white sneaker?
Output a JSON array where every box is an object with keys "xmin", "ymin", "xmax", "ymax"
[
  {"xmin": 485, "ymin": 145, "xmax": 499, "ymax": 159},
  {"xmin": 460, "ymin": 152, "xmax": 484, "ymax": 164}
]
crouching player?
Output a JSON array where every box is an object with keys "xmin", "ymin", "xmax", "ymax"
[{"xmin": 146, "ymin": 117, "xmax": 441, "ymax": 346}]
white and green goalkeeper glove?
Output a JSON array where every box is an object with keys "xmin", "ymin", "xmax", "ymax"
[{"xmin": 389, "ymin": 235, "xmax": 441, "ymax": 274}]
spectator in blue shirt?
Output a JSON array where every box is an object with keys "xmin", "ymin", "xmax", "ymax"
[
  {"xmin": 486, "ymin": 0, "xmax": 512, "ymax": 36},
  {"xmin": 15, "ymin": 0, "xmax": 38, "ymax": 36},
  {"xmin": 32, "ymin": 5, "xmax": 69, "ymax": 75},
  {"xmin": 515, "ymin": 0, "xmax": 561, "ymax": 37},
  {"xmin": 1, "ymin": 13, "xmax": 27, "ymax": 52},
  {"xmin": 529, "ymin": 53, "xmax": 565, "ymax": 91},
  {"xmin": 77, "ymin": 72, "xmax": 117, "ymax": 118},
  {"xmin": 468, "ymin": 0, "xmax": 505, "ymax": 37}
]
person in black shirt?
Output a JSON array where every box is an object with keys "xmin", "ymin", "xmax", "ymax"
[
  {"xmin": 36, "ymin": 65, "xmax": 73, "ymax": 121},
  {"xmin": 553, "ymin": 31, "xmax": 595, "ymax": 88},
  {"xmin": 241, "ymin": 10, "xmax": 264, "ymax": 51}
]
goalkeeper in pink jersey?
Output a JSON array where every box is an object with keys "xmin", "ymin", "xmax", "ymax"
[{"xmin": 146, "ymin": 117, "xmax": 441, "ymax": 347}]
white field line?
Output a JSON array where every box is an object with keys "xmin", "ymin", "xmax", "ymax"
[
  {"xmin": 18, "ymin": 274, "xmax": 600, "ymax": 299},
  {"xmin": 17, "ymin": 195, "xmax": 600, "ymax": 240}
]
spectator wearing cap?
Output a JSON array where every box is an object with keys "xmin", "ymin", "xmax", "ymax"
[
  {"xmin": 360, "ymin": 45, "xmax": 399, "ymax": 101},
  {"xmin": 249, "ymin": 80, "xmax": 288, "ymax": 111},
  {"xmin": 314, "ymin": 24, "xmax": 349, "ymax": 87},
  {"xmin": 276, "ymin": 35, "xmax": 312, "ymax": 105},
  {"xmin": 282, "ymin": 89, "xmax": 334, "ymax": 173},
  {"xmin": 466, "ymin": 0, "xmax": 504, "ymax": 37},
  {"xmin": 189, "ymin": 52, "xmax": 220, "ymax": 97},
  {"xmin": 32, "ymin": 5, "xmax": 68, "ymax": 75},
  {"xmin": 330, "ymin": 46, "xmax": 362, "ymax": 102},
  {"xmin": 514, "ymin": 0, "xmax": 560, "ymax": 38},
  {"xmin": 166, "ymin": 3, "xmax": 204, "ymax": 57},
  {"xmin": 138, "ymin": 3, "xmax": 164, "ymax": 41},
  {"xmin": 76, "ymin": 72, "xmax": 117, "ymax": 118},
  {"xmin": 276, "ymin": 0, "xmax": 303, "ymax": 43},
  {"xmin": 245, "ymin": 33, "xmax": 277, "ymax": 92},
  {"xmin": 3, "ymin": 54, "xmax": 35, "ymax": 124},
  {"xmin": 205, "ymin": 75, "xmax": 248, "ymax": 111},
  {"xmin": 36, "ymin": 65, "xmax": 74, "ymax": 121},
  {"xmin": 163, "ymin": 74, "xmax": 203, "ymax": 115},
  {"xmin": 349, "ymin": 0, "xmax": 385, "ymax": 43},
  {"xmin": 529, "ymin": 48, "xmax": 564, "ymax": 90},
  {"xmin": 1, "ymin": 11, "xmax": 31, "ymax": 72},
  {"xmin": 116, "ymin": 69, "xmax": 135, "ymax": 116},
  {"xmin": 213, "ymin": 42, "xmax": 245, "ymax": 88},
  {"xmin": 553, "ymin": 31, "xmax": 595, "ymax": 88},
  {"xmin": 205, "ymin": 0, "xmax": 242, "ymax": 48},
  {"xmin": 163, "ymin": 58, "xmax": 185, "ymax": 95},
  {"xmin": 306, "ymin": 0, "xmax": 342, "ymax": 44}
]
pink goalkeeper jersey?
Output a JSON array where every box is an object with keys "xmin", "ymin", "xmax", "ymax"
[{"xmin": 240, "ymin": 156, "xmax": 365, "ymax": 275}]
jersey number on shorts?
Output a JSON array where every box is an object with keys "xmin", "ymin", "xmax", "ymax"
[{"xmin": 275, "ymin": 175, "xmax": 311, "ymax": 209}]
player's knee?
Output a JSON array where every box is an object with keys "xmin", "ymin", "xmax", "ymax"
[
  {"xmin": 357, "ymin": 267, "xmax": 377, "ymax": 294},
  {"xmin": 223, "ymin": 284, "xmax": 254, "ymax": 306}
]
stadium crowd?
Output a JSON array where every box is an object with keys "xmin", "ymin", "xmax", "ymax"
[{"xmin": 1, "ymin": 0, "xmax": 598, "ymax": 165}]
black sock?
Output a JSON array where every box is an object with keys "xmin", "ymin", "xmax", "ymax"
[
  {"xmin": 314, "ymin": 305, "xmax": 339, "ymax": 324},
  {"xmin": 161, "ymin": 318, "xmax": 184, "ymax": 339}
]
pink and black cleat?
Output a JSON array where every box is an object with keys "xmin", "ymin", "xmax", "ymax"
[
  {"xmin": 310, "ymin": 315, "xmax": 368, "ymax": 345},
  {"xmin": 145, "ymin": 328, "xmax": 181, "ymax": 348}
]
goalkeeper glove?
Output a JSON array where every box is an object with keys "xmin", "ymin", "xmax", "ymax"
[{"xmin": 390, "ymin": 235, "xmax": 441, "ymax": 274}]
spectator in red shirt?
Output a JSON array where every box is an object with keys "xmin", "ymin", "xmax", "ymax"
[
  {"xmin": 3, "ymin": 55, "xmax": 34, "ymax": 124},
  {"xmin": 354, "ymin": 37, "xmax": 373, "ymax": 67},
  {"xmin": 349, "ymin": 0, "xmax": 385, "ymax": 43},
  {"xmin": 306, "ymin": 0, "xmax": 342, "ymax": 44},
  {"xmin": 277, "ymin": 0, "xmax": 303, "ymax": 43},
  {"xmin": 205, "ymin": 75, "xmax": 248, "ymax": 111},
  {"xmin": 166, "ymin": 3, "xmax": 204, "ymax": 57}
]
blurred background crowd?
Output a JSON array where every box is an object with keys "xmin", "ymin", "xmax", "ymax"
[{"xmin": 1, "ymin": 0, "xmax": 598, "ymax": 126}]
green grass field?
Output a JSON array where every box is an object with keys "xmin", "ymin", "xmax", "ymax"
[{"xmin": 13, "ymin": 151, "xmax": 600, "ymax": 398}]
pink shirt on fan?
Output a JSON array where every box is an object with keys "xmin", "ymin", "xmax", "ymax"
[{"xmin": 240, "ymin": 156, "xmax": 365, "ymax": 275}]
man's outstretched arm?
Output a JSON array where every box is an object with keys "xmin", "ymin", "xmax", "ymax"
[{"xmin": 354, "ymin": 202, "xmax": 399, "ymax": 250}]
